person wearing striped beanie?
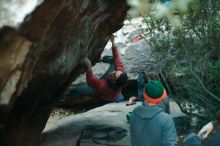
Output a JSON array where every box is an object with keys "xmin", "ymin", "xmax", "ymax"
[{"xmin": 130, "ymin": 80, "xmax": 177, "ymax": 146}]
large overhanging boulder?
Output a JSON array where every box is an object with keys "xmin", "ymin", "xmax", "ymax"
[
  {"xmin": 58, "ymin": 18, "xmax": 158, "ymax": 106},
  {"xmin": 0, "ymin": 1, "xmax": 129, "ymax": 146}
]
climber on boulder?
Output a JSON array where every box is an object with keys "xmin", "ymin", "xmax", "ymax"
[
  {"xmin": 81, "ymin": 34, "xmax": 128, "ymax": 101},
  {"xmin": 59, "ymin": 35, "xmax": 128, "ymax": 102}
]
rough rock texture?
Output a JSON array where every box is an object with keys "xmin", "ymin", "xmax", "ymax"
[
  {"xmin": 0, "ymin": 1, "xmax": 129, "ymax": 146},
  {"xmin": 58, "ymin": 18, "xmax": 159, "ymax": 106},
  {"xmin": 41, "ymin": 101, "xmax": 186, "ymax": 146},
  {"xmin": 73, "ymin": 18, "xmax": 155, "ymax": 84}
]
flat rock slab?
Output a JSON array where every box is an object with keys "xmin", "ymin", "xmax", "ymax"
[{"xmin": 41, "ymin": 100, "xmax": 184, "ymax": 146}]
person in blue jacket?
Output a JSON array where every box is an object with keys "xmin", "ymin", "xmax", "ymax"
[
  {"xmin": 130, "ymin": 80, "xmax": 177, "ymax": 146},
  {"xmin": 126, "ymin": 72, "xmax": 170, "ymax": 114},
  {"xmin": 184, "ymin": 111, "xmax": 220, "ymax": 146}
]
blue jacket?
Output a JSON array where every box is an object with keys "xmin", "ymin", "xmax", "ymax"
[
  {"xmin": 184, "ymin": 125, "xmax": 220, "ymax": 146},
  {"xmin": 130, "ymin": 105, "xmax": 177, "ymax": 146}
]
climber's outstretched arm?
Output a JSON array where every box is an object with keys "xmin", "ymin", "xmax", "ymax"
[{"xmin": 110, "ymin": 34, "xmax": 125, "ymax": 72}]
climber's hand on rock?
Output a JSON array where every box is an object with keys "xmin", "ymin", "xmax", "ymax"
[
  {"xmin": 81, "ymin": 57, "xmax": 92, "ymax": 71},
  {"xmin": 111, "ymin": 34, "xmax": 116, "ymax": 47}
]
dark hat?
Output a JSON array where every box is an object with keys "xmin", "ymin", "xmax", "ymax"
[{"xmin": 143, "ymin": 80, "xmax": 167, "ymax": 104}]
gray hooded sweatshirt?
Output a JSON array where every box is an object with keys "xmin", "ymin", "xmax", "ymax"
[{"xmin": 130, "ymin": 105, "xmax": 177, "ymax": 146}]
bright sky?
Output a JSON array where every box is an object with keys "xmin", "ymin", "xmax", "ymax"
[{"xmin": 0, "ymin": 0, "xmax": 43, "ymax": 27}]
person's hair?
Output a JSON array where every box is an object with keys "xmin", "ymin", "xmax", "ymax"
[
  {"xmin": 107, "ymin": 79, "xmax": 118, "ymax": 91},
  {"xmin": 115, "ymin": 73, "xmax": 128, "ymax": 86},
  {"xmin": 107, "ymin": 73, "xmax": 128, "ymax": 91}
]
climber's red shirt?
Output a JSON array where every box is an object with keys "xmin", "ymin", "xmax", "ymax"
[{"xmin": 86, "ymin": 46, "xmax": 125, "ymax": 101}]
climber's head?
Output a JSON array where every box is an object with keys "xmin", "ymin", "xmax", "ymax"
[
  {"xmin": 115, "ymin": 71, "xmax": 128, "ymax": 86},
  {"xmin": 107, "ymin": 71, "xmax": 128, "ymax": 91}
]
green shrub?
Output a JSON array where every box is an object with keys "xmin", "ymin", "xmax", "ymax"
[{"xmin": 134, "ymin": 0, "xmax": 220, "ymax": 120}]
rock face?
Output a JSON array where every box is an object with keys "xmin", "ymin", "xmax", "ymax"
[
  {"xmin": 42, "ymin": 102, "xmax": 136, "ymax": 146},
  {"xmin": 59, "ymin": 18, "xmax": 160, "ymax": 106},
  {"xmin": 73, "ymin": 18, "xmax": 156, "ymax": 85},
  {"xmin": 0, "ymin": 1, "xmax": 129, "ymax": 146},
  {"xmin": 41, "ymin": 101, "xmax": 186, "ymax": 146}
]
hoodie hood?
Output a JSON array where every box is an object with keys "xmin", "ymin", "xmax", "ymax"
[{"xmin": 133, "ymin": 105, "xmax": 163, "ymax": 119}]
